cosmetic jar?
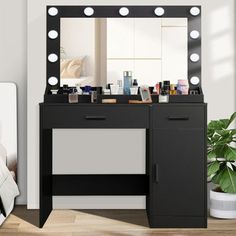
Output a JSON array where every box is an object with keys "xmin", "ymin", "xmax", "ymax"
[{"xmin": 130, "ymin": 87, "xmax": 138, "ymax": 95}]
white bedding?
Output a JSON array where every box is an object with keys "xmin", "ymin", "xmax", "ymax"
[{"xmin": 0, "ymin": 159, "xmax": 19, "ymax": 225}]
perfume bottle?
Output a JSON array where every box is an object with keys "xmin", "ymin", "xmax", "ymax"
[
  {"xmin": 123, "ymin": 71, "xmax": 132, "ymax": 95},
  {"xmin": 159, "ymin": 84, "xmax": 169, "ymax": 103},
  {"xmin": 68, "ymin": 88, "xmax": 78, "ymax": 103},
  {"xmin": 170, "ymin": 84, "xmax": 177, "ymax": 95}
]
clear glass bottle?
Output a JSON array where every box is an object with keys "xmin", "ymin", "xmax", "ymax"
[
  {"xmin": 123, "ymin": 71, "xmax": 132, "ymax": 95},
  {"xmin": 68, "ymin": 88, "xmax": 78, "ymax": 103}
]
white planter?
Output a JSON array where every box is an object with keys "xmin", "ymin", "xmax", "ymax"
[{"xmin": 210, "ymin": 189, "xmax": 236, "ymax": 219}]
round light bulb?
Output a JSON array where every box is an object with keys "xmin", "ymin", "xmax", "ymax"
[
  {"xmin": 190, "ymin": 7, "xmax": 200, "ymax": 16},
  {"xmin": 190, "ymin": 30, "xmax": 200, "ymax": 39},
  {"xmin": 190, "ymin": 53, "xmax": 200, "ymax": 62},
  {"xmin": 48, "ymin": 30, "xmax": 58, "ymax": 39},
  {"xmin": 48, "ymin": 7, "xmax": 58, "ymax": 16},
  {"xmin": 84, "ymin": 7, "xmax": 94, "ymax": 16},
  {"xmin": 119, "ymin": 7, "xmax": 129, "ymax": 16},
  {"xmin": 48, "ymin": 53, "xmax": 58, "ymax": 63},
  {"xmin": 190, "ymin": 76, "xmax": 200, "ymax": 85},
  {"xmin": 154, "ymin": 7, "xmax": 165, "ymax": 16},
  {"xmin": 48, "ymin": 76, "xmax": 58, "ymax": 86}
]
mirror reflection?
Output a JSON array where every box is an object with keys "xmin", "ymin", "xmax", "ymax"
[{"xmin": 60, "ymin": 18, "xmax": 188, "ymax": 87}]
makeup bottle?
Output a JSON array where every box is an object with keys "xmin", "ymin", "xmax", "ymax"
[
  {"xmin": 123, "ymin": 71, "xmax": 132, "ymax": 95},
  {"xmin": 62, "ymin": 84, "xmax": 69, "ymax": 94},
  {"xmin": 75, "ymin": 83, "xmax": 83, "ymax": 95},
  {"xmin": 159, "ymin": 83, "xmax": 169, "ymax": 103},
  {"xmin": 130, "ymin": 79, "xmax": 138, "ymax": 95},
  {"xmin": 68, "ymin": 88, "xmax": 78, "ymax": 103},
  {"xmin": 91, "ymin": 91, "xmax": 97, "ymax": 103},
  {"xmin": 117, "ymin": 80, "xmax": 123, "ymax": 95},
  {"xmin": 83, "ymin": 85, "xmax": 92, "ymax": 95},
  {"xmin": 163, "ymin": 81, "xmax": 170, "ymax": 94},
  {"xmin": 170, "ymin": 84, "xmax": 177, "ymax": 95},
  {"xmin": 155, "ymin": 83, "xmax": 160, "ymax": 95}
]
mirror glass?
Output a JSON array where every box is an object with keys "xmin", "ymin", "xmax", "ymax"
[{"xmin": 60, "ymin": 18, "xmax": 188, "ymax": 87}]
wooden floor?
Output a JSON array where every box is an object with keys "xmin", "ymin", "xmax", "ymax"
[{"xmin": 0, "ymin": 206, "xmax": 236, "ymax": 236}]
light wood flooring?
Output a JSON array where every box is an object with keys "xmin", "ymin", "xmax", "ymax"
[{"xmin": 0, "ymin": 206, "xmax": 236, "ymax": 236}]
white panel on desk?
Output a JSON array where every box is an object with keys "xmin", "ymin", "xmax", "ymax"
[
  {"xmin": 107, "ymin": 59, "xmax": 134, "ymax": 85},
  {"xmin": 107, "ymin": 18, "xmax": 134, "ymax": 58},
  {"xmin": 162, "ymin": 27, "xmax": 188, "ymax": 84},
  {"xmin": 134, "ymin": 18, "xmax": 162, "ymax": 58},
  {"xmin": 162, "ymin": 18, "xmax": 187, "ymax": 27},
  {"xmin": 134, "ymin": 60, "xmax": 162, "ymax": 86},
  {"xmin": 53, "ymin": 196, "xmax": 145, "ymax": 209},
  {"xmin": 0, "ymin": 83, "xmax": 17, "ymax": 173},
  {"xmin": 53, "ymin": 129, "xmax": 146, "ymax": 174}
]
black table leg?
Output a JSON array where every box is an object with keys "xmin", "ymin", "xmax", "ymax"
[{"xmin": 39, "ymin": 128, "xmax": 52, "ymax": 227}]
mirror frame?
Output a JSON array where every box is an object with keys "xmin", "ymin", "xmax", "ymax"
[{"xmin": 47, "ymin": 5, "xmax": 201, "ymax": 90}]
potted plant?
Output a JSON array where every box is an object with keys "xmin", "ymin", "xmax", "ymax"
[{"xmin": 208, "ymin": 112, "xmax": 236, "ymax": 218}]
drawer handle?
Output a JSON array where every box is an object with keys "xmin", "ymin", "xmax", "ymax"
[
  {"xmin": 155, "ymin": 164, "xmax": 159, "ymax": 183},
  {"xmin": 85, "ymin": 116, "xmax": 106, "ymax": 120},
  {"xmin": 168, "ymin": 116, "xmax": 189, "ymax": 121}
]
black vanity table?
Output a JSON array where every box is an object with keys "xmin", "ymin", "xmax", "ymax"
[
  {"xmin": 40, "ymin": 5, "xmax": 207, "ymax": 228},
  {"xmin": 40, "ymin": 96, "xmax": 207, "ymax": 228}
]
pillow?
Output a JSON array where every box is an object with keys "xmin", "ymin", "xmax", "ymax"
[{"xmin": 60, "ymin": 57, "xmax": 84, "ymax": 78}]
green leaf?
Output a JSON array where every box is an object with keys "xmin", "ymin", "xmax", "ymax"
[
  {"xmin": 227, "ymin": 112, "xmax": 236, "ymax": 128},
  {"xmin": 215, "ymin": 145, "xmax": 228, "ymax": 157},
  {"xmin": 208, "ymin": 162, "xmax": 220, "ymax": 176},
  {"xmin": 208, "ymin": 120, "xmax": 228, "ymax": 131},
  {"xmin": 219, "ymin": 166, "xmax": 236, "ymax": 193},
  {"xmin": 212, "ymin": 168, "xmax": 224, "ymax": 185},
  {"xmin": 207, "ymin": 150, "xmax": 217, "ymax": 159},
  {"xmin": 224, "ymin": 146, "xmax": 236, "ymax": 161}
]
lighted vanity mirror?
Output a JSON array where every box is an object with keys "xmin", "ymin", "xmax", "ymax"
[
  {"xmin": 47, "ymin": 6, "xmax": 201, "ymax": 91},
  {"xmin": 60, "ymin": 17, "xmax": 188, "ymax": 87}
]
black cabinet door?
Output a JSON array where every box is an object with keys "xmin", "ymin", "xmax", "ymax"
[{"xmin": 149, "ymin": 127, "xmax": 206, "ymax": 216}]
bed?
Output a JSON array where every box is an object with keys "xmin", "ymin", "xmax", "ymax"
[
  {"xmin": 0, "ymin": 145, "xmax": 19, "ymax": 225},
  {"xmin": 0, "ymin": 83, "xmax": 19, "ymax": 225}
]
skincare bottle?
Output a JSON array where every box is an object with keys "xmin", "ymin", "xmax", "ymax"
[
  {"xmin": 91, "ymin": 91, "xmax": 97, "ymax": 103},
  {"xmin": 117, "ymin": 80, "xmax": 123, "ymax": 95},
  {"xmin": 130, "ymin": 79, "xmax": 138, "ymax": 95},
  {"xmin": 83, "ymin": 85, "xmax": 92, "ymax": 95},
  {"xmin": 170, "ymin": 84, "xmax": 177, "ymax": 95},
  {"xmin": 123, "ymin": 71, "xmax": 132, "ymax": 95},
  {"xmin": 159, "ymin": 84, "xmax": 169, "ymax": 103},
  {"xmin": 132, "ymin": 79, "xmax": 138, "ymax": 87},
  {"xmin": 63, "ymin": 84, "xmax": 69, "ymax": 94},
  {"xmin": 163, "ymin": 80, "xmax": 170, "ymax": 94},
  {"xmin": 155, "ymin": 83, "xmax": 160, "ymax": 95},
  {"xmin": 75, "ymin": 83, "xmax": 83, "ymax": 95},
  {"xmin": 68, "ymin": 88, "xmax": 78, "ymax": 103}
]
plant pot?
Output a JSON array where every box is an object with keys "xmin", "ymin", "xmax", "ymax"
[{"xmin": 210, "ymin": 189, "xmax": 236, "ymax": 219}]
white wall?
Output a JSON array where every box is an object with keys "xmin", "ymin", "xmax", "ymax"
[
  {"xmin": 0, "ymin": 0, "xmax": 27, "ymax": 204},
  {"xmin": 28, "ymin": 0, "xmax": 236, "ymax": 209}
]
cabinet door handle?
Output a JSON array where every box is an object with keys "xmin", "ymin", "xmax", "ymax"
[
  {"xmin": 155, "ymin": 164, "xmax": 159, "ymax": 183},
  {"xmin": 85, "ymin": 116, "xmax": 106, "ymax": 120},
  {"xmin": 168, "ymin": 116, "xmax": 189, "ymax": 121}
]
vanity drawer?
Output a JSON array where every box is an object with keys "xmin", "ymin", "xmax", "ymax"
[
  {"xmin": 152, "ymin": 104, "xmax": 206, "ymax": 129},
  {"xmin": 41, "ymin": 104, "xmax": 149, "ymax": 129}
]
